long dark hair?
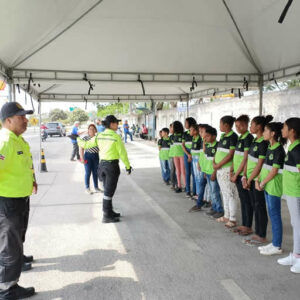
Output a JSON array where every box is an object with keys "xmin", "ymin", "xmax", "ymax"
[
  {"xmin": 220, "ymin": 115, "xmax": 236, "ymax": 128},
  {"xmin": 266, "ymin": 122, "xmax": 287, "ymax": 145},
  {"xmin": 285, "ymin": 117, "xmax": 300, "ymax": 139},
  {"xmin": 252, "ymin": 115, "xmax": 273, "ymax": 131},
  {"xmin": 173, "ymin": 121, "xmax": 184, "ymax": 134},
  {"xmin": 185, "ymin": 117, "xmax": 197, "ymax": 127}
]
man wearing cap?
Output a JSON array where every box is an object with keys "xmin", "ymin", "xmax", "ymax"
[
  {"xmin": 78, "ymin": 115, "xmax": 132, "ymax": 223},
  {"xmin": 0, "ymin": 102, "xmax": 36, "ymax": 299}
]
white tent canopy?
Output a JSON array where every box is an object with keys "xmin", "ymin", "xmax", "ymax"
[{"xmin": 1, "ymin": 0, "xmax": 300, "ymax": 102}]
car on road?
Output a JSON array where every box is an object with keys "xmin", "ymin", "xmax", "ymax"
[{"xmin": 45, "ymin": 122, "xmax": 66, "ymax": 137}]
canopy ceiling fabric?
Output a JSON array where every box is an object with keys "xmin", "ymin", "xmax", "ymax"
[{"xmin": 1, "ymin": 0, "xmax": 299, "ymax": 101}]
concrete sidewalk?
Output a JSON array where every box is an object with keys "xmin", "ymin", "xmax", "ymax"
[{"xmin": 21, "ymin": 139, "xmax": 299, "ymax": 300}]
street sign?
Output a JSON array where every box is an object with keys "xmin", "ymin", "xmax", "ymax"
[{"xmin": 29, "ymin": 117, "xmax": 39, "ymax": 126}]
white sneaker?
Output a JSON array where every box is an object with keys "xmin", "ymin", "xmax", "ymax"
[
  {"xmin": 94, "ymin": 188, "xmax": 103, "ymax": 193},
  {"xmin": 258, "ymin": 243, "xmax": 272, "ymax": 251},
  {"xmin": 290, "ymin": 259, "xmax": 300, "ymax": 273},
  {"xmin": 85, "ymin": 188, "xmax": 93, "ymax": 195},
  {"xmin": 260, "ymin": 244, "xmax": 283, "ymax": 256},
  {"xmin": 277, "ymin": 253, "xmax": 297, "ymax": 266}
]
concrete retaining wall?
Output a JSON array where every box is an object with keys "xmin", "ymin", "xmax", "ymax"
[{"xmin": 156, "ymin": 89, "xmax": 300, "ymax": 135}]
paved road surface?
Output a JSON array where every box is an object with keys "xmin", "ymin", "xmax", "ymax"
[{"xmin": 19, "ymin": 133, "xmax": 299, "ymax": 300}]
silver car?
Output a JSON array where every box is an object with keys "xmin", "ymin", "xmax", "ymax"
[{"xmin": 46, "ymin": 122, "xmax": 66, "ymax": 137}]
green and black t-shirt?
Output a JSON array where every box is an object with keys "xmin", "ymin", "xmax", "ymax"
[
  {"xmin": 283, "ymin": 139, "xmax": 300, "ymax": 197},
  {"xmin": 246, "ymin": 136, "xmax": 269, "ymax": 179},
  {"xmin": 191, "ymin": 136, "xmax": 202, "ymax": 158},
  {"xmin": 259, "ymin": 142, "xmax": 285, "ymax": 197},
  {"xmin": 170, "ymin": 133, "xmax": 184, "ymax": 157},
  {"xmin": 233, "ymin": 131, "xmax": 254, "ymax": 175},
  {"xmin": 158, "ymin": 137, "xmax": 171, "ymax": 160},
  {"xmin": 203, "ymin": 140, "xmax": 218, "ymax": 175},
  {"xmin": 183, "ymin": 130, "xmax": 193, "ymax": 150},
  {"xmin": 215, "ymin": 131, "xmax": 238, "ymax": 168}
]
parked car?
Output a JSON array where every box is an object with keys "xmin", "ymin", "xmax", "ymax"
[{"xmin": 45, "ymin": 122, "xmax": 66, "ymax": 137}]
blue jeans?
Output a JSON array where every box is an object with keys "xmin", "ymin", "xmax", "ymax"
[
  {"xmin": 196, "ymin": 171, "xmax": 207, "ymax": 207},
  {"xmin": 160, "ymin": 159, "xmax": 170, "ymax": 182},
  {"xmin": 264, "ymin": 191, "xmax": 282, "ymax": 247},
  {"xmin": 192, "ymin": 156, "xmax": 201, "ymax": 195},
  {"xmin": 184, "ymin": 152, "xmax": 196, "ymax": 194},
  {"xmin": 124, "ymin": 131, "xmax": 133, "ymax": 143},
  {"xmin": 206, "ymin": 174, "xmax": 223, "ymax": 213},
  {"xmin": 84, "ymin": 152, "xmax": 99, "ymax": 189}
]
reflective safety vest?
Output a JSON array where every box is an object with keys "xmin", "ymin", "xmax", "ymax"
[
  {"xmin": 0, "ymin": 128, "xmax": 34, "ymax": 197},
  {"xmin": 77, "ymin": 128, "xmax": 130, "ymax": 169}
]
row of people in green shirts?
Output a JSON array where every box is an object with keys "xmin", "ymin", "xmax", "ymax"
[{"xmin": 157, "ymin": 115, "xmax": 300, "ymax": 274}]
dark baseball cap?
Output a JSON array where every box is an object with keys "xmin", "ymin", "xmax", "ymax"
[
  {"xmin": 0, "ymin": 102, "xmax": 33, "ymax": 121},
  {"xmin": 104, "ymin": 115, "xmax": 121, "ymax": 125}
]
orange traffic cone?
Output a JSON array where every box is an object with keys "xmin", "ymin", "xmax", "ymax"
[{"xmin": 40, "ymin": 148, "xmax": 48, "ymax": 172}]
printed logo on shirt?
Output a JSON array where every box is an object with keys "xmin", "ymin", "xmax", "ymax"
[
  {"xmin": 212, "ymin": 149, "xmax": 216, "ymax": 154},
  {"xmin": 223, "ymin": 140, "xmax": 227, "ymax": 145},
  {"xmin": 17, "ymin": 151, "xmax": 24, "ymax": 155},
  {"xmin": 0, "ymin": 154, "xmax": 5, "ymax": 160},
  {"xmin": 238, "ymin": 142, "xmax": 242, "ymax": 148},
  {"xmin": 285, "ymin": 155, "xmax": 288, "ymax": 162},
  {"xmin": 253, "ymin": 146, "xmax": 258, "ymax": 152},
  {"xmin": 269, "ymin": 154, "xmax": 274, "ymax": 160}
]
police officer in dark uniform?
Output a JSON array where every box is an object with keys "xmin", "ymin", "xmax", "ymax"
[
  {"xmin": 0, "ymin": 102, "xmax": 36, "ymax": 299},
  {"xmin": 78, "ymin": 115, "xmax": 132, "ymax": 223}
]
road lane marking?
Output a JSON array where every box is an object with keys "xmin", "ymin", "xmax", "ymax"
[
  {"xmin": 221, "ymin": 279, "xmax": 251, "ymax": 300},
  {"xmin": 125, "ymin": 175, "xmax": 203, "ymax": 252}
]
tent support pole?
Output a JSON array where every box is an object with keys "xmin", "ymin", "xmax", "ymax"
[
  {"xmin": 258, "ymin": 75, "xmax": 263, "ymax": 115},
  {"xmin": 151, "ymin": 99, "xmax": 156, "ymax": 140},
  {"xmin": 8, "ymin": 83, "xmax": 15, "ymax": 102},
  {"xmin": 187, "ymin": 97, "xmax": 190, "ymax": 117},
  {"xmin": 38, "ymin": 100, "xmax": 42, "ymax": 172}
]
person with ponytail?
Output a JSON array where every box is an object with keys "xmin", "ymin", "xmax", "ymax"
[
  {"xmin": 182, "ymin": 117, "xmax": 197, "ymax": 198},
  {"xmin": 278, "ymin": 117, "xmax": 300, "ymax": 273},
  {"xmin": 231, "ymin": 115, "xmax": 254, "ymax": 235},
  {"xmin": 172, "ymin": 121, "xmax": 186, "ymax": 193},
  {"xmin": 213, "ymin": 116, "xmax": 239, "ymax": 227},
  {"xmin": 256, "ymin": 122, "xmax": 286, "ymax": 255},
  {"xmin": 243, "ymin": 115, "xmax": 273, "ymax": 246}
]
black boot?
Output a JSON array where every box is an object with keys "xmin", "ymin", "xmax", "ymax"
[
  {"xmin": 0, "ymin": 284, "xmax": 35, "ymax": 299},
  {"xmin": 21, "ymin": 262, "xmax": 32, "ymax": 272},
  {"xmin": 103, "ymin": 199, "xmax": 120, "ymax": 223},
  {"xmin": 102, "ymin": 213, "xmax": 120, "ymax": 223},
  {"xmin": 23, "ymin": 255, "xmax": 34, "ymax": 263}
]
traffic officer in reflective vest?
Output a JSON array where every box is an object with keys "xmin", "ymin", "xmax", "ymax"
[
  {"xmin": 78, "ymin": 115, "xmax": 132, "ymax": 223},
  {"xmin": 0, "ymin": 102, "xmax": 36, "ymax": 299}
]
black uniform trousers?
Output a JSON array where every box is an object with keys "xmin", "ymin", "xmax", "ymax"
[
  {"xmin": 0, "ymin": 197, "xmax": 28, "ymax": 285},
  {"xmin": 98, "ymin": 160, "xmax": 120, "ymax": 214},
  {"xmin": 248, "ymin": 181, "xmax": 268, "ymax": 238},
  {"xmin": 236, "ymin": 176, "xmax": 253, "ymax": 228}
]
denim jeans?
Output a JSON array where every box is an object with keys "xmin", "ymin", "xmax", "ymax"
[
  {"xmin": 124, "ymin": 131, "xmax": 133, "ymax": 143},
  {"xmin": 206, "ymin": 174, "xmax": 224, "ymax": 213},
  {"xmin": 84, "ymin": 152, "xmax": 99, "ymax": 189},
  {"xmin": 184, "ymin": 152, "xmax": 196, "ymax": 194},
  {"xmin": 264, "ymin": 191, "xmax": 283, "ymax": 247},
  {"xmin": 192, "ymin": 156, "xmax": 201, "ymax": 195},
  {"xmin": 160, "ymin": 159, "xmax": 171, "ymax": 182},
  {"xmin": 196, "ymin": 171, "xmax": 207, "ymax": 207}
]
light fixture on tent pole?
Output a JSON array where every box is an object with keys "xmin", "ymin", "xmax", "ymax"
[
  {"xmin": 271, "ymin": 73, "xmax": 281, "ymax": 90},
  {"xmin": 190, "ymin": 76, "xmax": 197, "ymax": 92},
  {"xmin": 278, "ymin": 0, "xmax": 294, "ymax": 24},
  {"xmin": 243, "ymin": 77, "xmax": 248, "ymax": 91},
  {"xmin": 238, "ymin": 88, "xmax": 241, "ymax": 98},
  {"xmin": 137, "ymin": 75, "xmax": 145, "ymax": 95},
  {"xmin": 117, "ymin": 97, "xmax": 120, "ymax": 103},
  {"xmin": 27, "ymin": 73, "xmax": 34, "ymax": 92},
  {"xmin": 83, "ymin": 73, "xmax": 95, "ymax": 95},
  {"xmin": 231, "ymin": 88, "xmax": 234, "ymax": 94},
  {"xmin": 16, "ymin": 84, "xmax": 20, "ymax": 94}
]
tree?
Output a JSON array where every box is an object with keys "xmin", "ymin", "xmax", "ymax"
[
  {"xmin": 69, "ymin": 108, "xmax": 89, "ymax": 123},
  {"xmin": 96, "ymin": 103, "xmax": 128, "ymax": 118},
  {"xmin": 49, "ymin": 109, "xmax": 68, "ymax": 121}
]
